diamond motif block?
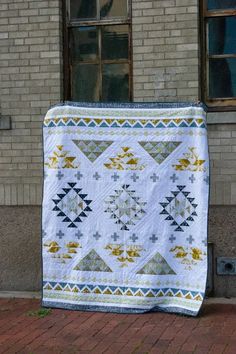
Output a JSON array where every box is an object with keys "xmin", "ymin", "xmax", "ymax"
[
  {"xmin": 159, "ymin": 185, "xmax": 198, "ymax": 232},
  {"xmin": 52, "ymin": 182, "xmax": 92, "ymax": 228},
  {"xmin": 104, "ymin": 184, "xmax": 147, "ymax": 231}
]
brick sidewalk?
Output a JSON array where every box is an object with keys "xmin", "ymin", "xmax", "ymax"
[{"xmin": 0, "ymin": 299, "xmax": 235, "ymax": 354}]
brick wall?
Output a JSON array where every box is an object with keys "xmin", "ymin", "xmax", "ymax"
[
  {"xmin": 0, "ymin": 0, "xmax": 62, "ymax": 205},
  {"xmin": 132, "ymin": 0, "xmax": 236, "ymax": 206},
  {"xmin": 132, "ymin": 0, "xmax": 199, "ymax": 102},
  {"xmin": 209, "ymin": 125, "xmax": 236, "ymax": 205},
  {"xmin": 0, "ymin": 0, "xmax": 235, "ymax": 207}
]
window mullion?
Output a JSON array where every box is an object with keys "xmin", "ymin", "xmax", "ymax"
[
  {"xmin": 96, "ymin": 0, "xmax": 100, "ymax": 20},
  {"xmin": 98, "ymin": 27, "xmax": 103, "ymax": 101}
]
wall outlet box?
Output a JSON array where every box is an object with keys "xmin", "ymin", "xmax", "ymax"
[{"xmin": 217, "ymin": 257, "xmax": 236, "ymax": 275}]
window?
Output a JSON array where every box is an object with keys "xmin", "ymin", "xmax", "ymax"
[
  {"xmin": 64, "ymin": 0, "xmax": 132, "ymax": 102},
  {"xmin": 201, "ymin": 0, "xmax": 236, "ymax": 109}
]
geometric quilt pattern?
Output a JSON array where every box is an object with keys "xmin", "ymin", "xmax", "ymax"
[
  {"xmin": 52, "ymin": 182, "xmax": 92, "ymax": 228},
  {"xmin": 42, "ymin": 102, "xmax": 209, "ymax": 317},
  {"xmin": 138, "ymin": 141, "xmax": 181, "ymax": 164},
  {"xmin": 104, "ymin": 184, "xmax": 147, "ymax": 231},
  {"xmin": 136, "ymin": 252, "xmax": 176, "ymax": 275},
  {"xmin": 159, "ymin": 185, "xmax": 198, "ymax": 232},
  {"xmin": 104, "ymin": 147, "xmax": 146, "ymax": 170},
  {"xmin": 72, "ymin": 139, "xmax": 113, "ymax": 162},
  {"xmin": 73, "ymin": 250, "xmax": 112, "ymax": 272}
]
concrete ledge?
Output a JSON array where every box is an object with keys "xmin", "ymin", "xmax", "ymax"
[
  {"xmin": 0, "ymin": 116, "xmax": 11, "ymax": 130},
  {"xmin": 207, "ymin": 112, "xmax": 236, "ymax": 124},
  {"xmin": 0, "ymin": 291, "xmax": 41, "ymax": 299}
]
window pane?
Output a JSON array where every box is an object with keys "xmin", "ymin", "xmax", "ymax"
[
  {"xmin": 100, "ymin": 0, "xmax": 128, "ymax": 18},
  {"xmin": 102, "ymin": 63, "xmax": 129, "ymax": 101},
  {"xmin": 70, "ymin": 27, "xmax": 98, "ymax": 61},
  {"xmin": 207, "ymin": 0, "xmax": 236, "ymax": 10},
  {"xmin": 72, "ymin": 64, "xmax": 99, "ymax": 101},
  {"xmin": 208, "ymin": 17, "xmax": 236, "ymax": 55},
  {"xmin": 209, "ymin": 58, "xmax": 236, "ymax": 98},
  {"xmin": 102, "ymin": 25, "xmax": 129, "ymax": 60},
  {"xmin": 70, "ymin": 0, "xmax": 96, "ymax": 20}
]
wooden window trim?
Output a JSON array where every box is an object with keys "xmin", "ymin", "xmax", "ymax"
[
  {"xmin": 63, "ymin": 0, "xmax": 133, "ymax": 102},
  {"xmin": 200, "ymin": 1, "xmax": 236, "ymax": 111}
]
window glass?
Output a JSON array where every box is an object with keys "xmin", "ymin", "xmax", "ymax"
[
  {"xmin": 100, "ymin": 0, "xmax": 128, "ymax": 18},
  {"xmin": 102, "ymin": 63, "xmax": 129, "ymax": 101},
  {"xmin": 66, "ymin": 0, "xmax": 131, "ymax": 102},
  {"xmin": 70, "ymin": 0, "xmax": 97, "ymax": 20},
  {"xmin": 102, "ymin": 25, "xmax": 129, "ymax": 60},
  {"xmin": 209, "ymin": 58, "xmax": 236, "ymax": 98},
  {"xmin": 70, "ymin": 27, "xmax": 98, "ymax": 61},
  {"xmin": 72, "ymin": 64, "xmax": 99, "ymax": 101},
  {"xmin": 208, "ymin": 17, "xmax": 236, "ymax": 55},
  {"xmin": 208, "ymin": 0, "xmax": 236, "ymax": 10}
]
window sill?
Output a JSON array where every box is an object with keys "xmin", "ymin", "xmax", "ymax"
[
  {"xmin": 0, "ymin": 116, "xmax": 11, "ymax": 130},
  {"xmin": 207, "ymin": 112, "xmax": 236, "ymax": 124}
]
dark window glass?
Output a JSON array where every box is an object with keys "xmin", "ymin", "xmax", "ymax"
[
  {"xmin": 102, "ymin": 63, "xmax": 129, "ymax": 101},
  {"xmin": 208, "ymin": 0, "xmax": 236, "ymax": 10},
  {"xmin": 66, "ymin": 0, "xmax": 131, "ymax": 102},
  {"xmin": 72, "ymin": 64, "xmax": 99, "ymax": 101},
  {"xmin": 70, "ymin": 0, "xmax": 97, "ymax": 20},
  {"xmin": 102, "ymin": 25, "xmax": 129, "ymax": 60},
  {"xmin": 70, "ymin": 27, "xmax": 98, "ymax": 61},
  {"xmin": 208, "ymin": 17, "xmax": 236, "ymax": 55},
  {"xmin": 209, "ymin": 58, "xmax": 236, "ymax": 98},
  {"xmin": 100, "ymin": 0, "xmax": 128, "ymax": 18}
]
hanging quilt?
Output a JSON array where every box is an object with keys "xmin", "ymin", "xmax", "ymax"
[{"xmin": 42, "ymin": 102, "xmax": 209, "ymax": 316}]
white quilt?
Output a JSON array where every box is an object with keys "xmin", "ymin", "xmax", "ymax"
[{"xmin": 42, "ymin": 102, "xmax": 209, "ymax": 316}]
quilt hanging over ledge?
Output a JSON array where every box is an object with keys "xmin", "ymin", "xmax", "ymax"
[{"xmin": 42, "ymin": 102, "xmax": 209, "ymax": 316}]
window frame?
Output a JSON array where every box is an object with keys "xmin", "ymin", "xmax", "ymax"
[
  {"xmin": 63, "ymin": 0, "xmax": 133, "ymax": 102},
  {"xmin": 200, "ymin": 0, "xmax": 236, "ymax": 111}
]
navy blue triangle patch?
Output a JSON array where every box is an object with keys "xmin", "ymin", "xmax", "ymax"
[
  {"xmin": 68, "ymin": 183, "xmax": 77, "ymax": 188},
  {"xmin": 84, "ymin": 206, "xmax": 92, "ymax": 212},
  {"xmin": 68, "ymin": 222, "xmax": 77, "ymax": 228},
  {"xmin": 52, "ymin": 199, "xmax": 60, "ymax": 205},
  {"xmin": 175, "ymin": 226, "xmax": 184, "ymax": 232},
  {"xmin": 63, "ymin": 217, "xmax": 72, "ymax": 223},
  {"xmin": 73, "ymin": 216, "xmax": 82, "ymax": 222},
  {"xmin": 62, "ymin": 188, "xmax": 71, "ymax": 194},
  {"xmin": 74, "ymin": 188, "xmax": 82, "ymax": 194},
  {"xmin": 166, "ymin": 197, "xmax": 175, "ymax": 202},
  {"xmin": 177, "ymin": 185, "xmax": 185, "ymax": 191},
  {"xmin": 57, "ymin": 212, "xmax": 66, "ymax": 217},
  {"xmin": 78, "ymin": 194, "xmax": 87, "ymax": 200},
  {"xmin": 172, "ymin": 191, "xmax": 179, "ymax": 197},
  {"xmin": 166, "ymin": 215, "xmax": 174, "ymax": 220},
  {"xmin": 180, "ymin": 221, "xmax": 189, "ymax": 227},
  {"xmin": 183, "ymin": 192, "xmax": 190, "ymax": 197},
  {"xmin": 85, "ymin": 200, "xmax": 92, "ymax": 205}
]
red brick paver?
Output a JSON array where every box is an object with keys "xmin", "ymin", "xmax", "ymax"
[{"xmin": 0, "ymin": 299, "xmax": 235, "ymax": 354}]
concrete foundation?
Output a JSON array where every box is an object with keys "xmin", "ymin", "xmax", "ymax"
[{"xmin": 0, "ymin": 206, "xmax": 235, "ymax": 296}]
